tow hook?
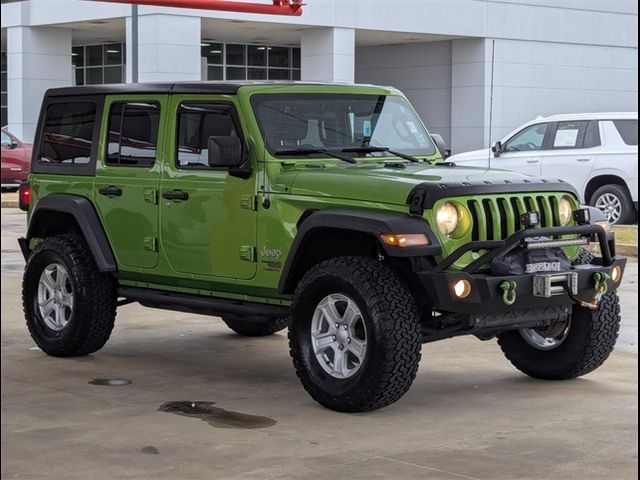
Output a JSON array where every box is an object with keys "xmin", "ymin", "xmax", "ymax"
[
  {"xmin": 499, "ymin": 280, "xmax": 518, "ymax": 306},
  {"xmin": 576, "ymin": 272, "xmax": 610, "ymax": 310}
]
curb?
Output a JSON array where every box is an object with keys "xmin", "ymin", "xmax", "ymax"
[
  {"xmin": 587, "ymin": 242, "xmax": 637, "ymax": 258},
  {"xmin": 1, "ymin": 200, "xmax": 19, "ymax": 208}
]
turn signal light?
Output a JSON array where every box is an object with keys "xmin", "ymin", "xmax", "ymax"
[{"xmin": 380, "ymin": 233, "xmax": 429, "ymax": 248}]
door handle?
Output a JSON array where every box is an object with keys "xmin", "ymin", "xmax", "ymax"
[
  {"xmin": 526, "ymin": 159, "xmax": 539, "ymax": 164},
  {"xmin": 98, "ymin": 185, "xmax": 122, "ymax": 197},
  {"xmin": 162, "ymin": 190, "xmax": 189, "ymax": 201},
  {"xmin": 577, "ymin": 158, "xmax": 591, "ymax": 162}
]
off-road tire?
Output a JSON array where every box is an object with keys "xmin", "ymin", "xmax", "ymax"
[
  {"xmin": 589, "ymin": 184, "xmax": 636, "ymax": 225},
  {"xmin": 289, "ymin": 256, "xmax": 422, "ymax": 412},
  {"xmin": 222, "ymin": 316, "xmax": 288, "ymax": 337},
  {"xmin": 23, "ymin": 234, "xmax": 117, "ymax": 357},
  {"xmin": 498, "ymin": 249, "xmax": 621, "ymax": 379}
]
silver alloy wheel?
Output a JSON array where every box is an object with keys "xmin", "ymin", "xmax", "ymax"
[
  {"xmin": 37, "ymin": 263, "xmax": 74, "ymax": 331},
  {"xmin": 310, "ymin": 293, "xmax": 367, "ymax": 379},
  {"xmin": 519, "ymin": 318, "xmax": 571, "ymax": 351},
  {"xmin": 595, "ymin": 192, "xmax": 622, "ymax": 224}
]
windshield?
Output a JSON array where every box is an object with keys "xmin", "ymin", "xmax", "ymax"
[{"xmin": 251, "ymin": 94, "xmax": 436, "ymax": 157}]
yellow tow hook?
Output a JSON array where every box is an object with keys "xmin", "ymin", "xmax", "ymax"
[{"xmin": 499, "ymin": 280, "xmax": 518, "ymax": 306}]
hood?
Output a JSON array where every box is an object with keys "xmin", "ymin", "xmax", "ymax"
[
  {"xmin": 447, "ymin": 148, "xmax": 492, "ymax": 167},
  {"xmin": 272, "ymin": 162, "xmax": 539, "ymax": 206}
]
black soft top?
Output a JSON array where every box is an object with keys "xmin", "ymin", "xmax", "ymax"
[{"xmin": 44, "ymin": 80, "xmax": 364, "ymax": 98}]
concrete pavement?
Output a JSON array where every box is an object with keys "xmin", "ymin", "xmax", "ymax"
[{"xmin": 1, "ymin": 209, "xmax": 638, "ymax": 479}]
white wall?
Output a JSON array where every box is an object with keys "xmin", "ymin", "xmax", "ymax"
[
  {"xmin": 355, "ymin": 41, "xmax": 452, "ymax": 146},
  {"xmin": 450, "ymin": 37, "xmax": 639, "ymax": 154},
  {"xmin": 490, "ymin": 38, "xmax": 638, "ymax": 143}
]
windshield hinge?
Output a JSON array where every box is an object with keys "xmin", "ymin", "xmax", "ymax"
[{"xmin": 240, "ymin": 194, "xmax": 258, "ymax": 211}]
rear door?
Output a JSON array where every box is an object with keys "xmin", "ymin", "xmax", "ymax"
[
  {"xmin": 541, "ymin": 120, "xmax": 600, "ymax": 196},
  {"xmin": 93, "ymin": 95, "xmax": 167, "ymax": 269},
  {"xmin": 495, "ymin": 122, "xmax": 550, "ymax": 176}
]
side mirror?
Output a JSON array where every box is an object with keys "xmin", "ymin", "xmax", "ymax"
[
  {"xmin": 208, "ymin": 136, "xmax": 243, "ymax": 168},
  {"xmin": 491, "ymin": 140, "xmax": 503, "ymax": 157},
  {"xmin": 207, "ymin": 135, "xmax": 252, "ymax": 179},
  {"xmin": 430, "ymin": 133, "xmax": 449, "ymax": 159}
]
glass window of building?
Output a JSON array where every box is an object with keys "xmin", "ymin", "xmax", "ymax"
[
  {"xmin": 1, "ymin": 52, "xmax": 7, "ymax": 126},
  {"xmin": 73, "ymin": 43, "xmax": 125, "ymax": 86},
  {"xmin": 201, "ymin": 42, "xmax": 301, "ymax": 81}
]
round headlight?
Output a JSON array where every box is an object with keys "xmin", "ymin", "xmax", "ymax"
[
  {"xmin": 436, "ymin": 202, "xmax": 459, "ymax": 236},
  {"xmin": 559, "ymin": 197, "xmax": 573, "ymax": 225}
]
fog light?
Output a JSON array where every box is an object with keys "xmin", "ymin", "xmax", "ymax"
[
  {"xmin": 611, "ymin": 265, "xmax": 622, "ymax": 283},
  {"xmin": 452, "ymin": 279, "xmax": 472, "ymax": 299}
]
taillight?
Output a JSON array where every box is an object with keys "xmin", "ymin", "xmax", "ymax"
[{"xmin": 18, "ymin": 182, "xmax": 30, "ymax": 212}]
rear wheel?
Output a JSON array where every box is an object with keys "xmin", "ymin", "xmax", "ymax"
[
  {"xmin": 289, "ymin": 257, "xmax": 422, "ymax": 412},
  {"xmin": 590, "ymin": 184, "xmax": 635, "ymax": 225},
  {"xmin": 498, "ymin": 249, "xmax": 621, "ymax": 379},
  {"xmin": 222, "ymin": 316, "xmax": 288, "ymax": 337},
  {"xmin": 22, "ymin": 234, "xmax": 117, "ymax": 357}
]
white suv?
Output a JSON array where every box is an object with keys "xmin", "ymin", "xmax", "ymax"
[{"xmin": 448, "ymin": 112, "xmax": 638, "ymax": 224}]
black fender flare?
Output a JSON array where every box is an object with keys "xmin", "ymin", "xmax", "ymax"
[
  {"xmin": 278, "ymin": 209, "xmax": 441, "ymax": 294},
  {"xmin": 25, "ymin": 194, "xmax": 117, "ymax": 272}
]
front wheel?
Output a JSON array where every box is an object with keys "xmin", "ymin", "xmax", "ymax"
[
  {"xmin": 498, "ymin": 250, "xmax": 621, "ymax": 379},
  {"xmin": 289, "ymin": 257, "xmax": 422, "ymax": 412}
]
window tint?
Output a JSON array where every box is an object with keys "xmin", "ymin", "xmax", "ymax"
[
  {"xmin": 583, "ymin": 120, "xmax": 601, "ymax": 148},
  {"xmin": 613, "ymin": 119, "xmax": 638, "ymax": 146},
  {"xmin": 106, "ymin": 102, "xmax": 160, "ymax": 166},
  {"xmin": 552, "ymin": 121, "xmax": 587, "ymax": 149},
  {"xmin": 504, "ymin": 123, "xmax": 548, "ymax": 152},
  {"xmin": 176, "ymin": 103, "xmax": 238, "ymax": 169},
  {"xmin": 40, "ymin": 102, "xmax": 96, "ymax": 165}
]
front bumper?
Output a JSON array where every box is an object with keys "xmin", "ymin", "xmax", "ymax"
[
  {"xmin": 420, "ymin": 257, "xmax": 626, "ymax": 314},
  {"xmin": 419, "ymin": 222, "xmax": 626, "ymax": 315}
]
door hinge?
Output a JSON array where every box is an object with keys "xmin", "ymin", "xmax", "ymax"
[
  {"xmin": 143, "ymin": 237, "xmax": 158, "ymax": 252},
  {"xmin": 239, "ymin": 245, "xmax": 256, "ymax": 262},
  {"xmin": 240, "ymin": 194, "xmax": 258, "ymax": 211},
  {"xmin": 144, "ymin": 189, "xmax": 158, "ymax": 205}
]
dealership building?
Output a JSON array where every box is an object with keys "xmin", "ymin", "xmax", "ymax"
[{"xmin": 1, "ymin": 0, "xmax": 637, "ymax": 152}]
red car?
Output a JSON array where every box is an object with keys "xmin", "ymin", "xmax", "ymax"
[{"xmin": 1, "ymin": 127, "xmax": 32, "ymax": 190}]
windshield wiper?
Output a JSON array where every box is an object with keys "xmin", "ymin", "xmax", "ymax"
[
  {"xmin": 273, "ymin": 148, "xmax": 357, "ymax": 164},
  {"xmin": 341, "ymin": 146, "xmax": 421, "ymax": 163}
]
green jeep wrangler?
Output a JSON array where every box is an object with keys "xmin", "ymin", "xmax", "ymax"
[{"xmin": 19, "ymin": 82, "xmax": 626, "ymax": 412}]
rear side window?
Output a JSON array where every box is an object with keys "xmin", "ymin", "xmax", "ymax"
[
  {"xmin": 176, "ymin": 103, "xmax": 238, "ymax": 169},
  {"xmin": 551, "ymin": 121, "xmax": 587, "ymax": 149},
  {"xmin": 39, "ymin": 102, "xmax": 96, "ymax": 164},
  {"xmin": 582, "ymin": 120, "xmax": 601, "ymax": 148},
  {"xmin": 613, "ymin": 119, "xmax": 638, "ymax": 146},
  {"xmin": 106, "ymin": 102, "xmax": 160, "ymax": 166}
]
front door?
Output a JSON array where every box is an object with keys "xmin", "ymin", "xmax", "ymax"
[
  {"xmin": 159, "ymin": 96, "xmax": 258, "ymax": 280},
  {"xmin": 495, "ymin": 122, "xmax": 551, "ymax": 177},
  {"xmin": 93, "ymin": 96, "xmax": 167, "ymax": 269}
]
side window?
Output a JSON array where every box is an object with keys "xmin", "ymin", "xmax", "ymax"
[
  {"xmin": 582, "ymin": 120, "xmax": 601, "ymax": 148},
  {"xmin": 1, "ymin": 131, "xmax": 12, "ymax": 146},
  {"xmin": 39, "ymin": 102, "xmax": 96, "ymax": 164},
  {"xmin": 176, "ymin": 103, "xmax": 238, "ymax": 169},
  {"xmin": 551, "ymin": 121, "xmax": 588, "ymax": 149},
  {"xmin": 504, "ymin": 123, "xmax": 548, "ymax": 152},
  {"xmin": 613, "ymin": 119, "xmax": 638, "ymax": 146},
  {"xmin": 106, "ymin": 102, "xmax": 160, "ymax": 166}
]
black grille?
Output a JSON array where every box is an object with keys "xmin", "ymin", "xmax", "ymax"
[
  {"xmin": 460, "ymin": 194, "xmax": 559, "ymax": 241},
  {"xmin": 468, "ymin": 201, "xmax": 480, "ymax": 241}
]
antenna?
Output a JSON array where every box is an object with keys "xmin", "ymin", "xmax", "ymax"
[{"xmin": 487, "ymin": 39, "xmax": 496, "ymax": 170}]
